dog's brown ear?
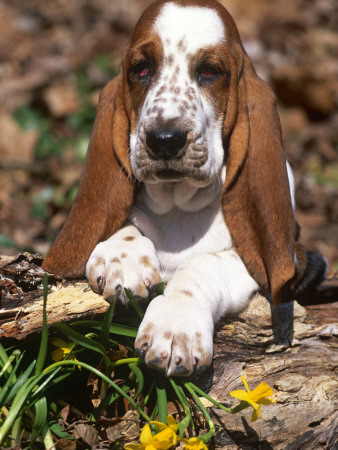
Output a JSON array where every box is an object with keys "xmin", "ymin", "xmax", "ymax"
[
  {"xmin": 222, "ymin": 54, "xmax": 296, "ymax": 305},
  {"xmin": 42, "ymin": 75, "xmax": 135, "ymax": 277}
]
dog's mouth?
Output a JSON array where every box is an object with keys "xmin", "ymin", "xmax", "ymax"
[{"xmin": 155, "ymin": 169, "xmax": 185, "ymax": 180}]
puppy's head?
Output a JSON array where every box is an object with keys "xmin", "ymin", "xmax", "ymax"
[{"xmin": 123, "ymin": 0, "xmax": 243, "ymax": 187}]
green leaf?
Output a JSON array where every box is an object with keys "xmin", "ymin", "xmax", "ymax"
[
  {"xmin": 128, "ymin": 363, "xmax": 144, "ymax": 399},
  {"xmin": 169, "ymin": 378, "xmax": 191, "ymax": 436},
  {"xmin": 5, "ymin": 360, "xmax": 36, "ymax": 404},
  {"xmin": 0, "ymin": 352, "xmax": 24, "ymax": 407},
  {"xmin": 100, "ymin": 294, "xmax": 117, "ymax": 348},
  {"xmin": 49, "ymin": 420, "xmax": 74, "ymax": 439},
  {"xmin": 71, "ymin": 320, "xmax": 138, "ymax": 338},
  {"xmin": 0, "ymin": 374, "xmax": 43, "ymax": 443},
  {"xmin": 43, "ymin": 360, "xmax": 151, "ymax": 422},
  {"xmin": 53, "ymin": 322, "xmax": 110, "ymax": 367},
  {"xmin": 156, "ymin": 378, "xmax": 168, "ymax": 424},
  {"xmin": 124, "ymin": 289, "xmax": 145, "ymax": 319},
  {"xmin": 31, "ymin": 396, "xmax": 48, "ymax": 442}
]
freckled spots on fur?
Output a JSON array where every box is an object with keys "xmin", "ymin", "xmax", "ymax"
[
  {"xmin": 152, "ymin": 269, "xmax": 161, "ymax": 283},
  {"xmin": 164, "ymin": 331, "xmax": 173, "ymax": 340},
  {"xmin": 165, "ymin": 38, "xmax": 171, "ymax": 45},
  {"xmin": 173, "ymin": 333, "xmax": 189, "ymax": 356},
  {"xmin": 93, "ymin": 257, "xmax": 104, "ymax": 266},
  {"xmin": 156, "ymin": 85, "xmax": 167, "ymax": 96},
  {"xmin": 154, "ymin": 97, "xmax": 167, "ymax": 104},
  {"xmin": 206, "ymin": 117, "xmax": 210, "ymax": 127},
  {"xmin": 121, "ymin": 253, "xmax": 127, "ymax": 258},
  {"xmin": 110, "ymin": 270, "xmax": 122, "ymax": 281},
  {"xmin": 166, "ymin": 54, "xmax": 174, "ymax": 65},
  {"xmin": 179, "ymin": 105, "xmax": 187, "ymax": 114},
  {"xmin": 170, "ymin": 85, "xmax": 180, "ymax": 95},
  {"xmin": 110, "ymin": 257, "xmax": 120, "ymax": 264},
  {"xmin": 174, "ymin": 65, "xmax": 180, "ymax": 75},
  {"xmin": 137, "ymin": 324, "xmax": 155, "ymax": 348},
  {"xmin": 194, "ymin": 332, "xmax": 205, "ymax": 358},
  {"xmin": 140, "ymin": 255, "xmax": 151, "ymax": 267},
  {"xmin": 171, "ymin": 73, "xmax": 178, "ymax": 84},
  {"xmin": 178, "ymin": 38, "xmax": 187, "ymax": 52},
  {"xmin": 124, "ymin": 236, "xmax": 135, "ymax": 241},
  {"xmin": 180, "ymin": 289, "xmax": 193, "ymax": 297}
]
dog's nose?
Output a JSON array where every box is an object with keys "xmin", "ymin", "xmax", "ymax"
[{"xmin": 145, "ymin": 128, "xmax": 187, "ymax": 160}]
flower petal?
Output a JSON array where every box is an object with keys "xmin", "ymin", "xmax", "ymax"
[
  {"xmin": 240, "ymin": 375, "xmax": 251, "ymax": 393},
  {"xmin": 167, "ymin": 415, "xmax": 178, "ymax": 431},
  {"xmin": 153, "ymin": 428, "xmax": 174, "ymax": 441},
  {"xmin": 251, "ymin": 404, "xmax": 262, "ymax": 421},
  {"xmin": 50, "ymin": 348, "xmax": 65, "ymax": 362},
  {"xmin": 259, "ymin": 398, "xmax": 274, "ymax": 406},
  {"xmin": 229, "ymin": 389, "xmax": 251, "ymax": 402},
  {"xmin": 149, "ymin": 421, "xmax": 167, "ymax": 432},
  {"xmin": 182, "ymin": 437, "xmax": 208, "ymax": 449},
  {"xmin": 140, "ymin": 424, "xmax": 153, "ymax": 445},
  {"xmin": 151, "ymin": 441, "xmax": 174, "ymax": 449},
  {"xmin": 51, "ymin": 338, "xmax": 69, "ymax": 348},
  {"xmin": 251, "ymin": 382, "xmax": 274, "ymax": 403}
]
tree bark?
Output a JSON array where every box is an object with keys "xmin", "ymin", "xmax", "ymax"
[{"xmin": 0, "ymin": 253, "xmax": 337, "ymax": 449}]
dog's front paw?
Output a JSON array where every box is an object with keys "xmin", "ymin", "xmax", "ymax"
[
  {"xmin": 135, "ymin": 295, "xmax": 214, "ymax": 376},
  {"xmin": 86, "ymin": 226, "xmax": 161, "ymax": 302}
]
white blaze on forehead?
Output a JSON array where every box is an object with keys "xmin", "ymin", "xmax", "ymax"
[{"xmin": 154, "ymin": 3, "xmax": 225, "ymax": 53}]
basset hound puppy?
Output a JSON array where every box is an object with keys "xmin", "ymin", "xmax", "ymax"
[{"xmin": 43, "ymin": 0, "xmax": 327, "ymax": 376}]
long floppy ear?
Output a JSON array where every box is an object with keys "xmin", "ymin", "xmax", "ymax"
[
  {"xmin": 222, "ymin": 53, "xmax": 296, "ymax": 305},
  {"xmin": 42, "ymin": 75, "xmax": 135, "ymax": 277}
]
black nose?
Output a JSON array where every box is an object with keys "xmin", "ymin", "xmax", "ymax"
[{"xmin": 145, "ymin": 128, "xmax": 187, "ymax": 160}]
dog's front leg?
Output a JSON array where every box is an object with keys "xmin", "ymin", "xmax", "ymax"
[{"xmin": 135, "ymin": 250, "xmax": 258, "ymax": 376}]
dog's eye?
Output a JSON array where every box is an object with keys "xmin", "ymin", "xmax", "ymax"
[
  {"xmin": 196, "ymin": 64, "xmax": 221, "ymax": 84},
  {"xmin": 139, "ymin": 67, "xmax": 150, "ymax": 77},
  {"xmin": 132, "ymin": 61, "xmax": 152, "ymax": 81}
]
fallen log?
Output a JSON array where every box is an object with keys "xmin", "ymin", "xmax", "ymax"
[{"xmin": 0, "ymin": 253, "xmax": 337, "ymax": 449}]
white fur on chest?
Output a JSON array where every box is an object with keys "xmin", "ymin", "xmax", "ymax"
[{"xmin": 128, "ymin": 177, "xmax": 232, "ymax": 281}]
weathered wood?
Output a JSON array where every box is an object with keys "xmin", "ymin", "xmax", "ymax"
[{"xmin": 0, "ymin": 253, "xmax": 337, "ymax": 448}]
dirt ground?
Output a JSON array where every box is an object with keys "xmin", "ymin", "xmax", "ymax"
[{"xmin": 0, "ymin": 0, "xmax": 337, "ymax": 271}]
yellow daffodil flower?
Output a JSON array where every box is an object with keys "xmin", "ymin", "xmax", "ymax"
[
  {"xmin": 150, "ymin": 415, "xmax": 179, "ymax": 445},
  {"xmin": 230, "ymin": 375, "xmax": 274, "ymax": 421},
  {"xmin": 50, "ymin": 338, "xmax": 80, "ymax": 369},
  {"xmin": 124, "ymin": 423, "xmax": 174, "ymax": 450},
  {"xmin": 181, "ymin": 437, "xmax": 208, "ymax": 449}
]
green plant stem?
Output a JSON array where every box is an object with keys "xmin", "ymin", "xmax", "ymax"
[
  {"xmin": 111, "ymin": 357, "xmax": 141, "ymax": 368},
  {"xmin": 184, "ymin": 380, "xmax": 234, "ymax": 413},
  {"xmin": 42, "ymin": 423, "xmax": 55, "ymax": 450},
  {"xmin": 169, "ymin": 378, "xmax": 191, "ymax": 436},
  {"xmin": 100, "ymin": 294, "xmax": 117, "ymax": 349},
  {"xmin": 10, "ymin": 413, "xmax": 22, "ymax": 448},
  {"xmin": 43, "ymin": 360, "xmax": 151, "ymax": 422},
  {"xmin": 136, "ymin": 380, "xmax": 156, "ymax": 421},
  {"xmin": 184, "ymin": 382, "xmax": 215, "ymax": 443},
  {"xmin": 156, "ymin": 379, "xmax": 168, "ymax": 424},
  {"xmin": 35, "ymin": 274, "xmax": 49, "ymax": 376}
]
